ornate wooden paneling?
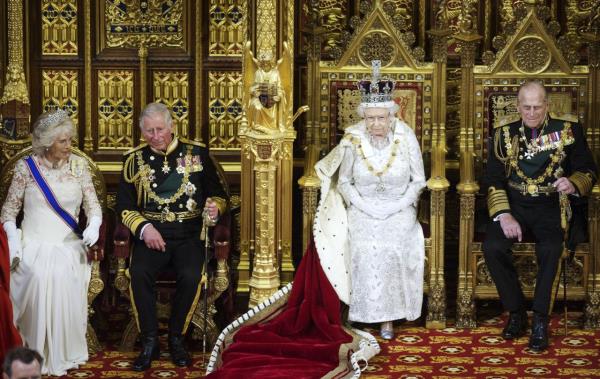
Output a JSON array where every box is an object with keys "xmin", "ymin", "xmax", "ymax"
[
  {"xmin": 208, "ymin": 71, "xmax": 243, "ymax": 150},
  {"xmin": 97, "ymin": 70, "xmax": 135, "ymax": 150},
  {"xmin": 208, "ymin": 0, "xmax": 246, "ymax": 56},
  {"xmin": 152, "ymin": 71, "xmax": 190, "ymax": 138},
  {"xmin": 41, "ymin": 69, "xmax": 79, "ymax": 139},
  {"xmin": 100, "ymin": 0, "xmax": 186, "ymax": 50},
  {"xmin": 41, "ymin": 0, "xmax": 78, "ymax": 55}
]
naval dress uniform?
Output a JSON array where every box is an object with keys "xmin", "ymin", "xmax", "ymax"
[
  {"xmin": 483, "ymin": 112, "xmax": 597, "ymax": 316},
  {"xmin": 116, "ymin": 136, "xmax": 228, "ymax": 337}
]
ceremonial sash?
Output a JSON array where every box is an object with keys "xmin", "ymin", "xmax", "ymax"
[{"xmin": 24, "ymin": 156, "xmax": 83, "ymax": 238}]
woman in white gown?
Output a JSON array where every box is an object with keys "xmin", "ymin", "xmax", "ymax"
[
  {"xmin": 314, "ymin": 61, "xmax": 426, "ymax": 340},
  {"xmin": 0, "ymin": 109, "xmax": 102, "ymax": 376}
]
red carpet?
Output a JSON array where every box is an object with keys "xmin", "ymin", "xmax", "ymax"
[{"xmin": 46, "ymin": 310, "xmax": 600, "ymax": 378}]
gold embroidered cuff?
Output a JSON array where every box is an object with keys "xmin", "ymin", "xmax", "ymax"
[
  {"xmin": 121, "ymin": 210, "xmax": 148, "ymax": 235},
  {"xmin": 212, "ymin": 196, "xmax": 228, "ymax": 215},
  {"xmin": 569, "ymin": 171, "xmax": 595, "ymax": 196},
  {"xmin": 488, "ymin": 187, "xmax": 511, "ymax": 218}
]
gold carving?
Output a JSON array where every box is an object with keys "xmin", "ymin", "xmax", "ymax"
[
  {"xmin": 208, "ymin": 71, "xmax": 243, "ymax": 150},
  {"xmin": 1, "ymin": 0, "xmax": 29, "ymax": 105},
  {"xmin": 456, "ymin": 288, "xmax": 476, "ymax": 328},
  {"xmin": 317, "ymin": 0, "xmax": 347, "ymax": 56},
  {"xmin": 103, "ymin": 0, "xmax": 185, "ymax": 49},
  {"xmin": 97, "ymin": 70, "xmax": 135, "ymax": 149},
  {"xmin": 256, "ymin": 0, "xmax": 277, "ymax": 58},
  {"xmin": 242, "ymin": 42, "xmax": 304, "ymax": 135},
  {"xmin": 209, "ymin": 0, "xmax": 246, "ymax": 56},
  {"xmin": 584, "ymin": 291, "xmax": 600, "ymax": 329},
  {"xmin": 511, "ymin": 36, "xmax": 551, "ymax": 73},
  {"xmin": 153, "ymin": 71, "xmax": 190, "ymax": 138},
  {"xmin": 84, "ymin": 0, "xmax": 93, "ymax": 154},
  {"xmin": 359, "ymin": 31, "xmax": 396, "ymax": 67},
  {"xmin": 42, "ymin": 0, "xmax": 78, "ymax": 55},
  {"xmin": 42, "ymin": 70, "xmax": 79, "ymax": 141}
]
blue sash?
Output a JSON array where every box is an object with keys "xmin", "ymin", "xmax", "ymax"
[{"xmin": 24, "ymin": 156, "xmax": 83, "ymax": 238}]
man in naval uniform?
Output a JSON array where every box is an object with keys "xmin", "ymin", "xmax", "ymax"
[
  {"xmin": 483, "ymin": 81, "xmax": 597, "ymax": 352},
  {"xmin": 116, "ymin": 103, "xmax": 228, "ymax": 370}
]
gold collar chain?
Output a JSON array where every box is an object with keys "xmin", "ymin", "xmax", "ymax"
[
  {"xmin": 354, "ymin": 135, "xmax": 400, "ymax": 178},
  {"xmin": 136, "ymin": 145, "xmax": 193, "ymax": 206},
  {"xmin": 508, "ymin": 122, "xmax": 571, "ymax": 194}
]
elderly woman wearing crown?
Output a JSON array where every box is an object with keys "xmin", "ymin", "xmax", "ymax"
[
  {"xmin": 314, "ymin": 61, "xmax": 426, "ymax": 340},
  {"xmin": 1, "ymin": 109, "xmax": 102, "ymax": 376}
]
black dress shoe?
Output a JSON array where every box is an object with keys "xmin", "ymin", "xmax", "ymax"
[
  {"xmin": 132, "ymin": 334, "xmax": 160, "ymax": 371},
  {"xmin": 168, "ymin": 333, "xmax": 192, "ymax": 367},
  {"xmin": 502, "ymin": 311, "xmax": 528, "ymax": 340},
  {"xmin": 529, "ymin": 313, "xmax": 549, "ymax": 352}
]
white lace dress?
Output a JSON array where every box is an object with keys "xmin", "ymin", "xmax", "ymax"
[
  {"xmin": 0, "ymin": 154, "xmax": 101, "ymax": 376},
  {"xmin": 337, "ymin": 120, "xmax": 426, "ymax": 323}
]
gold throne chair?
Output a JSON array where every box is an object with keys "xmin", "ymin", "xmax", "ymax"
[
  {"xmin": 455, "ymin": 9, "xmax": 600, "ymax": 328},
  {"xmin": 300, "ymin": 5, "xmax": 451, "ymax": 328}
]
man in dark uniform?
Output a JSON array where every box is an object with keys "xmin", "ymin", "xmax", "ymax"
[
  {"xmin": 483, "ymin": 81, "xmax": 597, "ymax": 352},
  {"xmin": 116, "ymin": 102, "xmax": 228, "ymax": 370}
]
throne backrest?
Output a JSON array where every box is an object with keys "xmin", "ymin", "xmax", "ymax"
[
  {"xmin": 468, "ymin": 10, "xmax": 592, "ymax": 232},
  {"xmin": 320, "ymin": 71, "xmax": 432, "ymax": 151}
]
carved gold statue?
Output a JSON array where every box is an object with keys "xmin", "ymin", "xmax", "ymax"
[{"xmin": 242, "ymin": 41, "xmax": 294, "ymax": 134}]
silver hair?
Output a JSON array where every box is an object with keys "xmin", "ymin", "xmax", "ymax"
[
  {"xmin": 31, "ymin": 109, "xmax": 75, "ymax": 156},
  {"xmin": 139, "ymin": 102, "xmax": 173, "ymax": 130},
  {"xmin": 356, "ymin": 103, "xmax": 399, "ymax": 118}
]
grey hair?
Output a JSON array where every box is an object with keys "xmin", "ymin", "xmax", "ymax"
[
  {"xmin": 31, "ymin": 110, "xmax": 75, "ymax": 157},
  {"xmin": 357, "ymin": 103, "xmax": 399, "ymax": 118},
  {"xmin": 139, "ymin": 102, "xmax": 173, "ymax": 130}
]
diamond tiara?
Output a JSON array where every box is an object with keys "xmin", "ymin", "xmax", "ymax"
[
  {"xmin": 357, "ymin": 60, "xmax": 396, "ymax": 105},
  {"xmin": 40, "ymin": 108, "xmax": 70, "ymax": 130}
]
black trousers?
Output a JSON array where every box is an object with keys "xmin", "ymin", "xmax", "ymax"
[
  {"xmin": 129, "ymin": 224, "xmax": 205, "ymax": 336},
  {"xmin": 483, "ymin": 195, "xmax": 563, "ymax": 315}
]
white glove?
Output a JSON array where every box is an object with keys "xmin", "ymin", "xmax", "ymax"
[
  {"xmin": 3, "ymin": 221, "xmax": 22, "ymax": 266},
  {"xmin": 82, "ymin": 216, "xmax": 102, "ymax": 247}
]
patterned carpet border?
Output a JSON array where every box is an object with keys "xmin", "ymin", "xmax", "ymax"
[{"xmin": 50, "ymin": 310, "xmax": 599, "ymax": 378}]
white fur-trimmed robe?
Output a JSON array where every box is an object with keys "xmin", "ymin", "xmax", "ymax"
[{"xmin": 314, "ymin": 118, "xmax": 426, "ymax": 322}]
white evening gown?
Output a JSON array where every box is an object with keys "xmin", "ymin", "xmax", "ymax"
[
  {"xmin": 337, "ymin": 119, "xmax": 426, "ymax": 323},
  {"xmin": 0, "ymin": 155, "xmax": 101, "ymax": 376}
]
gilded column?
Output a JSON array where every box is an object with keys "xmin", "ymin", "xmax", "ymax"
[
  {"xmin": 425, "ymin": 26, "xmax": 452, "ymax": 329},
  {"xmin": 278, "ymin": 0, "xmax": 296, "ymax": 286},
  {"xmin": 297, "ymin": 0, "xmax": 321, "ymax": 255},
  {"xmin": 0, "ymin": 0, "xmax": 30, "ymax": 142},
  {"xmin": 454, "ymin": 6, "xmax": 482, "ymax": 327},
  {"xmin": 83, "ymin": 0, "xmax": 93, "ymax": 154},
  {"xmin": 243, "ymin": 0, "xmax": 305, "ymax": 306},
  {"xmin": 195, "ymin": 4, "xmax": 204, "ymax": 142},
  {"xmin": 138, "ymin": 41, "xmax": 148, "ymax": 121}
]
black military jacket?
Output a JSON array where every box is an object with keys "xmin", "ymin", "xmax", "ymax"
[
  {"xmin": 485, "ymin": 112, "xmax": 597, "ymax": 219},
  {"xmin": 116, "ymin": 136, "xmax": 227, "ymax": 239}
]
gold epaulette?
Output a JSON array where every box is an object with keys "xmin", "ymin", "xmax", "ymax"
[
  {"xmin": 179, "ymin": 136, "xmax": 206, "ymax": 148},
  {"xmin": 494, "ymin": 113, "xmax": 520, "ymax": 129},
  {"xmin": 124, "ymin": 143, "xmax": 148, "ymax": 156},
  {"xmin": 550, "ymin": 112, "xmax": 578, "ymax": 123}
]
